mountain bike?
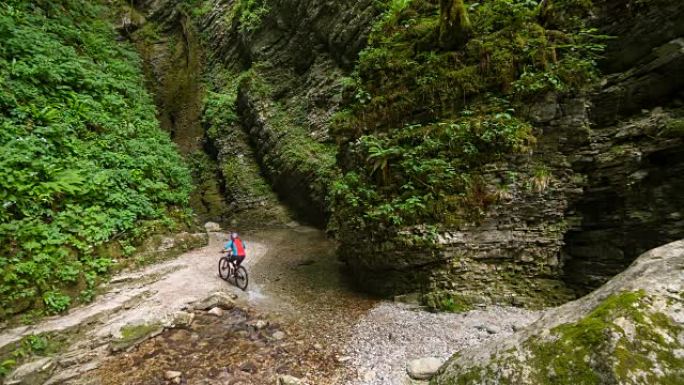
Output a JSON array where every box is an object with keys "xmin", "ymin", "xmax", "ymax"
[{"xmin": 218, "ymin": 252, "xmax": 249, "ymax": 290}]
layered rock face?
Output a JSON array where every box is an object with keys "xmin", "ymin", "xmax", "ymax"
[
  {"xmin": 196, "ymin": 0, "xmax": 378, "ymax": 225},
  {"xmin": 432, "ymin": 239, "xmax": 684, "ymax": 385},
  {"xmin": 345, "ymin": 0, "xmax": 684, "ymax": 306},
  {"xmin": 132, "ymin": 0, "xmax": 378, "ymax": 225},
  {"xmin": 562, "ymin": 107, "xmax": 684, "ymax": 293},
  {"xmin": 128, "ymin": 0, "xmax": 683, "ymax": 305},
  {"xmin": 561, "ymin": 0, "xmax": 684, "ymax": 293}
]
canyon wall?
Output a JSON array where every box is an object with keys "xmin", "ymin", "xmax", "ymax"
[{"xmin": 129, "ymin": 0, "xmax": 684, "ymax": 306}]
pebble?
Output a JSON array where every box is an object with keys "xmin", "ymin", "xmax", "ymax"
[
  {"xmin": 272, "ymin": 331, "xmax": 286, "ymax": 340},
  {"xmin": 254, "ymin": 320, "xmax": 268, "ymax": 329},
  {"xmin": 164, "ymin": 370, "xmax": 181, "ymax": 380},
  {"xmin": 406, "ymin": 357, "xmax": 443, "ymax": 380},
  {"xmin": 207, "ymin": 307, "xmax": 223, "ymax": 317},
  {"xmin": 278, "ymin": 374, "xmax": 305, "ymax": 385}
]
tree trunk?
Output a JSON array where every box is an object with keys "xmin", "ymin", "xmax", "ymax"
[{"xmin": 439, "ymin": 0, "xmax": 472, "ymax": 50}]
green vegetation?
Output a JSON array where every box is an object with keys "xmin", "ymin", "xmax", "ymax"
[
  {"xmin": 201, "ymin": 72, "xmax": 276, "ymax": 205},
  {"xmin": 330, "ymin": 0, "xmax": 607, "ymax": 243},
  {"xmin": 661, "ymin": 117, "xmax": 684, "ymax": 138},
  {"xmin": 232, "ymin": 0, "xmax": 271, "ymax": 33},
  {"xmin": 0, "ymin": 333, "xmax": 68, "ymax": 378},
  {"xmin": 0, "ymin": 1, "xmax": 191, "ymax": 319},
  {"xmin": 110, "ymin": 322, "xmax": 163, "ymax": 352}
]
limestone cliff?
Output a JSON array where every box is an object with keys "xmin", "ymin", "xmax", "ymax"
[
  {"xmin": 124, "ymin": 0, "xmax": 684, "ymax": 307},
  {"xmin": 334, "ymin": 0, "xmax": 684, "ymax": 307}
]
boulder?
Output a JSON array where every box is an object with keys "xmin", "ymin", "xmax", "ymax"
[
  {"xmin": 169, "ymin": 311, "xmax": 194, "ymax": 328},
  {"xmin": 432, "ymin": 240, "xmax": 684, "ymax": 385},
  {"xmin": 189, "ymin": 291, "xmax": 235, "ymax": 311},
  {"xmin": 406, "ymin": 357, "xmax": 444, "ymax": 380},
  {"xmin": 204, "ymin": 222, "xmax": 221, "ymax": 232}
]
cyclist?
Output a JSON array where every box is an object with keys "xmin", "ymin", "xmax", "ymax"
[{"xmin": 224, "ymin": 232, "xmax": 246, "ymax": 268}]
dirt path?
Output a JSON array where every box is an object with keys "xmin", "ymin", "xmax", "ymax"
[{"xmin": 0, "ymin": 231, "xmax": 262, "ymax": 384}]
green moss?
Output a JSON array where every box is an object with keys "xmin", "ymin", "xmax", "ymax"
[
  {"xmin": 423, "ymin": 291, "xmax": 474, "ymax": 313},
  {"xmin": 0, "ymin": 333, "xmax": 70, "ymax": 379},
  {"xmin": 435, "ymin": 291, "xmax": 684, "ymax": 384},
  {"xmin": 661, "ymin": 118, "xmax": 684, "ymax": 138},
  {"xmin": 111, "ymin": 323, "xmax": 163, "ymax": 352},
  {"xmin": 187, "ymin": 151, "xmax": 229, "ymax": 221},
  {"xmin": 524, "ymin": 291, "xmax": 644, "ymax": 384},
  {"xmin": 329, "ymin": 1, "xmax": 607, "ymax": 298}
]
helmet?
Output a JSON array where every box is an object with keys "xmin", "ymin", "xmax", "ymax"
[{"xmin": 230, "ymin": 232, "xmax": 238, "ymax": 240}]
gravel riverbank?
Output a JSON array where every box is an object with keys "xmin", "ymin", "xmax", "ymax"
[{"xmin": 345, "ymin": 302, "xmax": 542, "ymax": 385}]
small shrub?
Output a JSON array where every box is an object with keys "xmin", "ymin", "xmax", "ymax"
[{"xmin": 42, "ymin": 291, "xmax": 71, "ymax": 314}]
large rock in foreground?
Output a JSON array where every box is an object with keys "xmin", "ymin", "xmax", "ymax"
[{"xmin": 432, "ymin": 240, "xmax": 684, "ymax": 385}]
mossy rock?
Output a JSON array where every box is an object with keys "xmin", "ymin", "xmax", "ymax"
[
  {"xmin": 661, "ymin": 118, "xmax": 684, "ymax": 138},
  {"xmin": 110, "ymin": 323, "xmax": 164, "ymax": 352},
  {"xmin": 432, "ymin": 240, "xmax": 684, "ymax": 385}
]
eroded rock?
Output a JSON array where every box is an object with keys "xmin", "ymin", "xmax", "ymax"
[
  {"xmin": 204, "ymin": 222, "xmax": 221, "ymax": 232},
  {"xmin": 189, "ymin": 291, "xmax": 236, "ymax": 311},
  {"xmin": 169, "ymin": 311, "xmax": 195, "ymax": 328},
  {"xmin": 432, "ymin": 240, "xmax": 684, "ymax": 385},
  {"xmin": 5, "ymin": 357, "xmax": 55, "ymax": 385}
]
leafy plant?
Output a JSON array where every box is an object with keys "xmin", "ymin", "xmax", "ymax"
[
  {"xmin": 329, "ymin": 0, "xmax": 606, "ymax": 248},
  {"xmin": 0, "ymin": 0, "xmax": 192, "ymax": 319},
  {"xmin": 233, "ymin": 0, "xmax": 271, "ymax": 33}
]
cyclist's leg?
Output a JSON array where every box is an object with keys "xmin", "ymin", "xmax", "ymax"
[{"xmin": 235, "ymin": 255, "xmax": 245, "ymax": 267}]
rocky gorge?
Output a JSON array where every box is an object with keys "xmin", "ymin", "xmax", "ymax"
[
  {"xmin": 1, "ymin": 0, "xmax": 683, "ymax": 384},
  {"xmin": 121, "ymin": 0, "xmax": 684, "ymax": 305}
]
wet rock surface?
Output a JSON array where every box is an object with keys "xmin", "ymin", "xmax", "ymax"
[
  {"xmin": 1, "ymin": 225, "xmax": 550, "ymax": 385},
  {"xmin": 97, "ymin": 308, "xmax": 341, "ymax": 385}
]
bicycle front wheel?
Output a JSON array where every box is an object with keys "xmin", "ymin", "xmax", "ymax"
[
  {"xmin": 235, "ymin": 265, "xmax": 248, "ymax": 291},
  {"xmin": 218, "ymin": 257, "xmax": 232, "ymax": 280}
]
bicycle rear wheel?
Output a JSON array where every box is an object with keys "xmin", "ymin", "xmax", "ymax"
[
  {"xmin": 235, "ymin": 265, "xmax": 248, "ymax": 291},
  {"xmin": 218, "ymin": 257, "xmax": 232, "ymax": 280}
]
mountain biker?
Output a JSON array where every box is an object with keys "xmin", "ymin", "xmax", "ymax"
[{"xmin": 224, "ymin": 232, "xmax": 246, "ymax": 267}]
